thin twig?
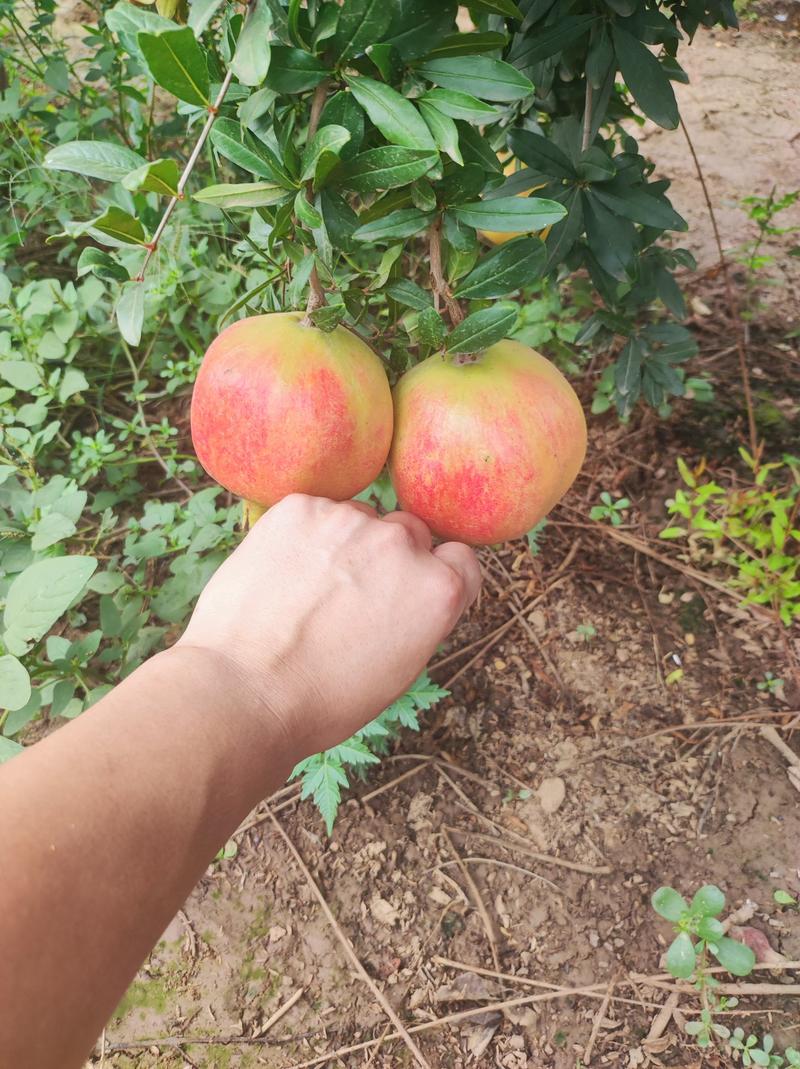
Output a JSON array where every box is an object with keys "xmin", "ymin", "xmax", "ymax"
[
  {"xmin": 584, "ymin": 978, "xmax": 615, "ymax": 1064},
  {"xmin": 441, "ymin": 828, "xmax": 500, "ymax": 972},
  {"xmin": 301, "ymin": 78, "xmax": 331, "ymax": 324},
  {"xmin": 360, "ymin": 760, "xmax": 429, "ymax": 803},
  {"xmin": 679, "ymin": 116, "xmax": 758, "ymax": 456},
  {"xmin": 446, "ymin": 826, "xmax": 612, "ymax": 876},
  {"xmin": 430, "ymin": 856, "xmax": 561, "ymax": 897},
  {"xmin": 251, "ymin": 986, "xmax": 305, "ymax": 1038},
  {"xmin": 581, "ymin": 79, "xmax": 593, "ymax": 152},
  {"xmin": 265, "ymin": 808, "xmax": 431, "ymax": 1069},
  {"xmin": 136, "ymin": 69, "xmax": 235, "ymax": 282},
  {"xmin": 428, "ymin": 216, "xmax": 463, "ymax": 326}
]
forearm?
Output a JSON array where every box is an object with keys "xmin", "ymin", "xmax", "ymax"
[{"xmin": 0, "ymin": 646, "xmax": 296, "ymax": 1069}]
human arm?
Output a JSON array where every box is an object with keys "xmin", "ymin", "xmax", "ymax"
[{"xmin": 0, "ymin": 495, "xmax": 481, "ymax": 1069}]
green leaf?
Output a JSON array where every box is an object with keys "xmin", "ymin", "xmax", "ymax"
[
  {"xmin": 416, "ymin": 306, "xmax": 447, "ymax": 348},
  {"xmin": 30, "ymin": 512, "xmax": 76, "ymax": 551},
  {"xmin": 353, "ymin": 208, "xmax": 433, "ymax": 243},
  {"xmin": 713, "ymin": 937, "xmax": 756, "ymax": 977},
  {"xmin": 452, "ymin": 196, "xmax": 566, "ymax": 233},
  {"xmin": 138, "ymin": 27, "xmax": 210, "ymax": 107},
  {"xmin": 106, "ymin": 1, "xmax": 175, "ymax": 47},
  {"xmin": 509, "ymin": 15, "xmax": 597, "ymax": 66},
  {"xmin": 231, "ymin": 0, "xmax": 272, "ymax": 87},
  {"xmin": 420, "ymin": 88, "xmax": 498, "ymax": 124},
  {"xmin": 666, "ymin": 932, "xmax": 696, "ymax": 979},
  {"xmin": 301, "ymin": 124, "xmax": 351, "ymax": 184},
  {"xmin": 691, "ymin": 884, "xmax": 725, "ymax": 917},
  {"xmin": 345, "ymin": 75, "xmax": 436, "ymax": 152},
  {"xmin": 116, "ymin": 281, "xmax": 145, "ymax": 346},
  {"xmin": 774, "ymin": 889, "xmax": 797, "ymax": 906},
  {"xmin": 294, "ymin": 189, "xmax": 323, "ymax": 229},
  {"xmin": 0, "ymin": 655, "xmax": 31, "ymax": 712},
  {"xmin": 651, "ymin": 885, "xmax": 689, "ymax": 921},
  {"xmin": 417, "ymin": 57, "xmax": 533, "ymax": 102},
  {"xmin": 384, "ymin": 1, "xmax": 458, "ymax": 62},
  {"xmin": 320, "ymin": 92, "xmax": 364, "ymax": 159},
  {"xmin": 425, "ymin": 31, "xmax": 509, "ymax": 58},
  {"xmin": 386, "ymin": 279, "xmax": 433, "ymax": 310},
  {"xmin": 43, "ymin": 140, "xmax": 147, "ymax": 183},
  {"xmin": 3, "ymin": 556, "xmax": 97, "ymax": 646},
  {"xmin": 121, "ymin": 158, "xmax": 180, "ymax": 197},
  {"xmin": 77, "ymin": 248, "xmax": 130, "ymax": 282},
  {"xmin": 611, "ymin": 26, "xmax": 679, "ymax": 130},
  {"xmin": 454, "ymin": 237, "xmax": 545, "ymax": 298},
  {"xmin": 591, "ymin": 183, "xmax": 686, "ymax": 231},
  {"xmin": 0, "ymin": 737, "xmax": 24, "ymax": 764},
  {"xmin": 265, "ymin": 46, "xmax": 327, "ymax": 93},
  {"xmin": 90, "ymin": 206, "xmax": 148, "ymax": 246},
  {"xmin": 697, "ymin": 916, "xmax": 725, "ymax": 941},
  {"xmin": 58, "ymin": 368, "xmax": 90, "ymax": 403},
  {"xmin": 418, "ymin": 100, "xmax": 461, "ymax": 164},
  {"xmin": 193, "ymin": 181, "xmax": 289, "ymax": 208},
  {"xmin": 330, "ymin": 0, "xmax": 392, "ymax": 62},
  {"xmin": 187, "ymin": 0, "xmax": 226, "ymax": 36},
  {"xmin": 469, "ymin": 0, "xmax": 522, "ymax": 14},
  {"xmin": 210, "ymin": 118, "xmax": 294, "ymax": 185},
  {"xmin": 309, "ymin": 304, "xmax": 347, "ymax": 332},
  {"xmin": 614, "ymin": 338, "xmax": 644, "ymax": 398},
  {"xmin": 508, "ymin": 129, "xmax": 576, "ymax": 180},
  {"xmin": 0, "ymin": 361, "xmax": 40, "ymax": 391},
  {"xmin": 366, "ymin": 42, "xmax": 402, "ymax": 82},
  {"xmin": 445, "ymin": 302, "xmax": 518, "ymax": 354},
  {"xmin": 337, "ymin": 147, "xmax": 438, "ymax": 192},
  {"xmin": 576, "ymin": 147, "xmax": 615, "ymax": 184}
]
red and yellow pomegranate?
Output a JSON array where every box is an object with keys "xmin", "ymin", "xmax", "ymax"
[
  {"xmin": 388, "ymin": 340, "xmax": 586, "ymax": 545},
  {"xmin": 191, "ymin": 312, "xmax": 393, "ymax": 515}
]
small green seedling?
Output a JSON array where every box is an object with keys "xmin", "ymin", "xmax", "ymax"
[
  {"xmin": 773, "ymin": 889, "xmax": 798, "ymax": 909},
  {"xmin": 730, "ymin": 1031, "xmax": 783, "ymax": 1068},
  {"xmin": 526, "ymin": 518, "xmax": 548, "ymax": 555},
  {"xmin": 651, "ymin": 884, "xmax": 756, "ymax": 980},
  {"xmin": 758, "ymin": 672, "xmax": 784, "ymax": 696},
  {"xmin": 575, "ymin": 623, "xmax": 597, "ymax": 642},
  {"xmin": 590, "ymin": 492, "xmax": 630, "ymax": 526}
]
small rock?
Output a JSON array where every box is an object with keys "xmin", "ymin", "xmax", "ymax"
[
  {"xmin": 537, "ymin": 776, "xmax": 566, "ymax": 814},
  {"xmin": 369, "ymin": 895, "xmax": 399, "ymax": 927}
]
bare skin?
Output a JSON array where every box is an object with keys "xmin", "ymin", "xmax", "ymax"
[{"xmin": 0, "ymin": 494, "xmax": 481, "ymax": 1069}]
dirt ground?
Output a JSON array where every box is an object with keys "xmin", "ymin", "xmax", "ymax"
[{"xmin": 90, "ymin": 20, "xmax": 800, "ymax": 1069}]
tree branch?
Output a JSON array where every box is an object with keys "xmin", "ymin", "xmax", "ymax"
[
  {"xmin": 301, "ymin": 79, "xmax": 331, "ymax": 325},
  {"xmin": 429, "ymin": 216, "xmax": 463, "ymax": 326},
  {"xmin": 581, "ymin": 79, "xmax": 593, "ymax": 153}
]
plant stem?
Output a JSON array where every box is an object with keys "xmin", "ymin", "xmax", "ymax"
[
  {"xmin": 429, "ymin": 216, "xmax": 463, "ymax": 326},
  {"xmin": 581, "ymin": 78, "xmax": 593, "ymax": 152},
  {"xmin": 679, "ymin": 116, "xmax": 758, "ymax": 459},
  {"xmin": 135, "ymin": 69, "xmax": 235, "ymax": 283},
  {"xmin": 301, "ymin": 78, "xmax": 331, "ymax": 325}
]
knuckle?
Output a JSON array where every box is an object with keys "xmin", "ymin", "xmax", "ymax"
[{"xmin": 438, "ymin": 566, "xmax": 464, "ymax": 613}]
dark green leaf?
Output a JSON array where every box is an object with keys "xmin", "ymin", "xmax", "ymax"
[
  {"xmin": 231, "ymin": 0, "xmax": 272, "ymax": 87},
  {"xmin": 330, "ymin": 0, "xmax": 392, "ymax": 61},
  {"xmin": 353, "ymin": 208, "xmax": 433, "ymax": 242},
  {"xmin": 320, "ymin": 190, "xmax": 360, "ymax": 250},
  {"xmin": 417, "ymin": 57, "xmax": 533, "ymax": 102},
  {"xmin": 420, "ymin": 88, "xmax": 498, "ymax": 124},
  {"xmin": 210, "ymin": 117, "xmax": 294, "ymax": 186},
  {"xmin": 384, "ymin": 0, "xmax": 458, "ymax": 62},
  {"xmin": 345, "ymin": 75, "xmax": 436, "ymax": 151},
  {"xmin": 612, "ymin": 26, "xmax": 679, "ymax": 129},
  {"xmin": 366, "ymin": 42, "xmax": 403, "ymax": 82},
  {"xmin": 592, "ymin": 182, "xmax": 686, "ymax": 231},
  {"xmin": 446, "ymin": 302, "xmax": 518, "ymax": 353},
  {"xmin": 418, "ymin": 101, "xmax": 461, "ymax": 164},
  {"xmin": 416, "ymin": 305, "xmax": 447, "ymax": 348},
  {"xmin": 337, "ymin": 147, "xmax": 438, "ymax": 192},
  {"xmin": 77, "ymin": 248, "xmax": 130, "ymax": 282},
  {"xmin": 294, "ymin": 190, "xmax": 323, "ymax": 229},
  {"xmin": 301, "ymin": 124, "xmax": 351, "ymax": 183},
  {"xmin": 265, "ymin": 46, "xmax": 327, "ymax": 93},
  {"xmin": 410, "ymin": 178, "xmax": 436, "ymax": 211},
  {"xmin": 583, "ymin": 192, "xmax": 638, "ymax": 280},
  {"xmin": 309, "ymin": 304, "xmax": 347, "ymax": 332},
  {"xmin": 121, "ymin": 158, "xmax": 180, "ymax": 197},
  {"xmin": 138, "ymin": 27, "xmax": 210, "ymax": 106},
  {"xmin": 509, "ymin": 15, "xmax": 597, "ymax": 66},
  {"xmin": 453, "ymin": 195, "xmax": 566, "ymax": 232},
  {"xmin": 385, "ymin": 279, "xmax": 432, "ymax": 310},
  {"xmin": 425, "ymin": 31, "xmax": 508, "ymax": 58},
  {"xmin": 454, "ymin": 237, "xmax": 545, "ymax": 298},
  {"xmin": 439, "ymin": 163, "xmax": 487, "ymax": 206},
  {"xmin": 320, "ymin": 91, "xmax": 364, "ymax": 159},
  {"xmin": 586, "ymin": 28, "xmax": 613, "ymax": 88},
  {"xmin": 614, "ymin": 337, "xmax": 644, "ymax": 397},
  {"xmin": 43, "ymin": 141, "xmax": 147, "ymax": 183},
  {"xmin": 576, "ymin": 147, "xmax": 615, "ymax": 183},
  {"xmin": 508, "ymin": 128, "xmax": 576, "ymax": 180},
  {"xmin": 457, "ymin": 123, "xmax": 504, "ymax": 180},
  {"xmin": 90, "ymin": 206, "xmax": 148, "ymax": 246}
]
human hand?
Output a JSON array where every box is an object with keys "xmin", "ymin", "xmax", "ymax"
[{"xmin": 178, "ymin": 494, "xmax": 481, "ymax": 762}]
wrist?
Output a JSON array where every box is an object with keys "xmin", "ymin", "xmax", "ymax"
[{"xmin": 155, "ymin": 644, "xmax": 306, "ymax": 799}]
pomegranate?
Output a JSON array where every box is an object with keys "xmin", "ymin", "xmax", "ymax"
[
  {"xmin": 191, "ymin": 312, "xmax": 393, "ymax": 511},
  {"xmin": 388, "ymin": 339, "xmax": 586, "ymax": 544}
]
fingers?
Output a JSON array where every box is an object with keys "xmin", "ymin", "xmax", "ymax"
[
  {"xmin": 433, "ymin": 541, "xmax": 482, "ymax": 615},
  {"xmin": 381, "ymin": 511, "xmax": 433, "ymax": 551},
  {"xmin": 343, "ymin": 499, "xmax": 377, "ymax": 519}
]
